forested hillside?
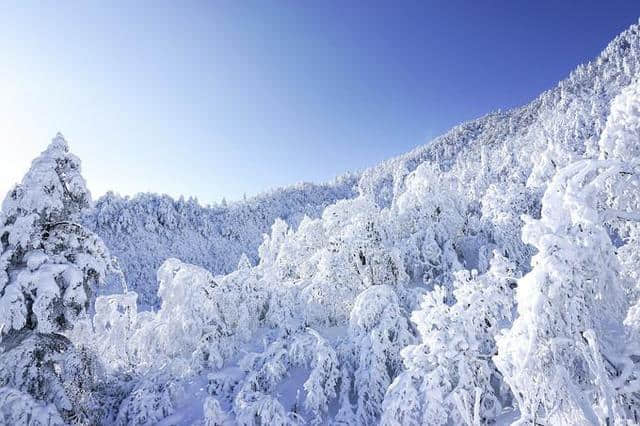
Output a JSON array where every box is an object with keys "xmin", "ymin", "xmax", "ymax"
[
  {"xmin": 1, "ymin": 20, "xmax": 640, "ymax": 426},
  {"xmin": 85, "ymin": 178, "xmax": 358, "ymax": 307},
  {"xmin": 89, "ymin": 22, "xmax": 640, "ymax": 310}
]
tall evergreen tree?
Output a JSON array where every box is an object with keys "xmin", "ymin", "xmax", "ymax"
[{"xmin": 0, "ymin": 135, "xmax": 115, "ymax": 424}]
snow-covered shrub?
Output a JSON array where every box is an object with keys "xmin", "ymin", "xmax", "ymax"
[
  {"xmin": 0, "ymin": 329, "xmax": 111, "ymax": 424},
  {"xmin": 0, "ymin": 332, "xmax": 73, "ymax": 417},
  {"xmin": 115, "ymin": 372, "xmax": 182, "ymax": 426},
  {"xmin": 234, "ymin": 329, "xmax": 340, "ymax": 425}
]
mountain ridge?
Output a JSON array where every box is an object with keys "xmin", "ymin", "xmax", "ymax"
[
  {"xmin": 88, "ymin": 21, "xmax": 640, "ymax": 307},
  {"xmin": 2, "ymin": 19, "xmax": 640, "ymax": 426}
]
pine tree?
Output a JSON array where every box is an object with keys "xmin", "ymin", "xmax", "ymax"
[
  {"xmin": 0, "ymin": 134, "xmax": 113, "ymax": 336},
  {"xmin": 0, "ymin": 134, "xmax": 115, "ymax": 423}
]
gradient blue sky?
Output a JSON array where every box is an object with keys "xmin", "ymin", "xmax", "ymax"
[{"xmin": 1, "ymin": 1, "xmax": 639, "ymax": 204}]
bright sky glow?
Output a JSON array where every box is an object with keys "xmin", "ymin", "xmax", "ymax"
[{"xmin": 1, "ymin": 1, "xmax": 638, "ymax": 204}]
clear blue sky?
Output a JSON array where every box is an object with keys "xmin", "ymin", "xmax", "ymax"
[{"xmin": 1, "ymin": 1, "xmax": 639, "ymax": 205}]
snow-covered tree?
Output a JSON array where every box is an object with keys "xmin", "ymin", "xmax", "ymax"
[
  {"xmin": 495, "ymin": 77, "xmax": 640, "ymax": 425},
  {"xmin": 481, "ymin": 179, "xmax": 536, "ymax": 268},
  {"xmin": 0, "ymin": 19, "xmax": 637, "ymax": 426},
  {"xmin": 299, "ymin": 197, "xmax": 407, "ymax": 326},
  {"xmin": 494, "ymin": 161, "xmax": 634, "ymax": 424},
  {"xmin": 125, "ymin": 258, "xmax": 257, "ymax": 376},
  {"xmin": 87, "ymin": 176, "xmax": 358, "ymax": 308},
  {"xmin": 388, "ymin": 164, "xmax": 466, "ymax": 290},
  {"xmin": 0, "ymin": 134, "xmax": 113, "ymax": 336},
  {"xmin": 382, "ymin": 252, "xmax": 516, "ymax": 425},
  {"xmin": 89, "ymin": 291, "xmax": 140, "ymax": 373},
  {"xmin": 341, "ymin": 285, "xmax": 413, "ymax": 425},
  {"xmin": 203, "ymin": 397, "xmax": 229, "ymax": 426},
  {"xmin": 0, "ymin": 135, "xmax": 116, "ymax": 423},
  {"xmin": 0, "ymin": 386, "xmax": 65, "ymax": 425},
  {"xmin": 598, "ymin": 79, "xmax": 640, "ymax": 301}
]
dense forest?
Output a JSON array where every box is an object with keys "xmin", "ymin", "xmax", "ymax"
[{"xmin": 2, "ymin": 21, "xmax": 640, "ymax": 426}]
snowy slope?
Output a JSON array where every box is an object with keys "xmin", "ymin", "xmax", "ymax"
[
  {"xmin": 89, "ymin": 23, "xmax": 640, "ymax": 310},
  {"xmin": 358, "ymin": 24, "xmax": 640, "ymax": 208},
  {"xmin": 2, "ymin": 21, "xmax": 638, "ymax": 426},
  {"xmin": 85, "ymin": 176, "xmax": 358, "ymax": 307}
]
